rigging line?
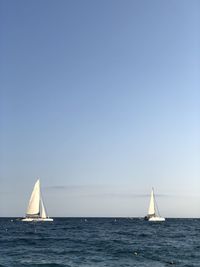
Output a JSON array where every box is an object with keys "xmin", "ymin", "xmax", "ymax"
[{"xmin": 154, "ymin": 195, "xmax": 161, "ymax": 217}]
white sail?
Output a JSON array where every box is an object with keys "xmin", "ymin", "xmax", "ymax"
[
  {"xmin": 148, "ymin": 189, "xmax": 155, "ymax": 216},
  {"xmin": 40, "ymin": 197, "xmax": 47, "ymax": 219},
  {"xmin": 26, "ymin": 179, "xmax": 40, "ymax": 216}
]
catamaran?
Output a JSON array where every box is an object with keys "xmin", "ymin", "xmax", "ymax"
[
  {"xmin": 144, "ymin": 188, "xmax": 165, "ymax": 222},
  {"xmin": 22, "ymin": 179, "xmax": 53, "ymax": 222}
]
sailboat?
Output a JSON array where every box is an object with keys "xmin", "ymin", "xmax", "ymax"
[
  {"xmin": 22, "ymin": 179, "xmax": 53, "ymax": 222},
  {"xmin": 144, "ymin": 188, "xmax": 165, "ymax": 222}
]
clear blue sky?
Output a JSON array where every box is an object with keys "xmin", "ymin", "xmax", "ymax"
[{"xmin": 0, "ymin": 0, "xmax": 200, "ymax": 217}]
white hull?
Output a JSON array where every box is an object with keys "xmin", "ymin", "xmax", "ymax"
[
  {"xmin": 21, "ymin": 217, "xmax": 53, "ymax": 222},
  {"xmin": 148, "ymin": 216, "xmax": 165, "ymax": 222}
]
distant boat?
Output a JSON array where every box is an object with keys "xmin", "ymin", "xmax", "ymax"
[
  {"xmin": 144, "ymin": 188, "xmax": 165, "ymax": 222},
  {"xmin": 22, "ymin": 179, "xmax": 53, "ymax": 222}
]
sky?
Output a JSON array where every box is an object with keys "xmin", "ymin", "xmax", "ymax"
[{"xmin": 0, "ymin": 0, "xmax": 200, "ymax": 217}]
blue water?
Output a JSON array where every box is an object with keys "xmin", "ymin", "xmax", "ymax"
[{"xmin": 0, "ymin": 218, "xmax": 200, "ymax": 267}]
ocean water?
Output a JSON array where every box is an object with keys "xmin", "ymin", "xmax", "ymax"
[{"xmin": 0, "ymin": 218, "xmax": 199, "ymax": 267}]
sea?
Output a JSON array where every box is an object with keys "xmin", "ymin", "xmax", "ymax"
[{"xmin": 0, "ymin": 218, "xmax": 199, "ymax": 267}]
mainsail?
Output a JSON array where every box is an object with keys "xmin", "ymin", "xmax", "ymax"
[
  {"xmin": 26, "ymin": 179, "xmax": 40, "ymax": 216},
  {"xmin": 148, "ymin": 188, "xmax": 155, "ymax": 216}
]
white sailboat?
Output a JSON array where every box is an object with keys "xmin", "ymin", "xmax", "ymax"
[
  {"xmin": 144, "ymin": 188, "xmax": 165, "ymax": 222},
  {"xmin": 22, "ymin": 179, "xmax": 53, "ymax": 222}
]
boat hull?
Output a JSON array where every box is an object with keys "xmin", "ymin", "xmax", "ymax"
[
  {"xmin": 148, "ymin": 216, "xmax": 165, "ymax": 222},
  {"xmin": 21, "ymin": 218, "xmax": 53, "ymax": 222}
]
